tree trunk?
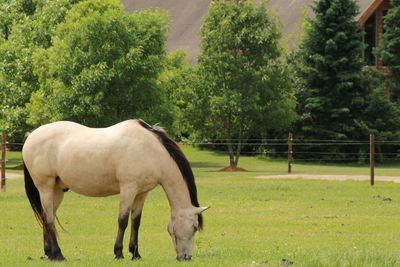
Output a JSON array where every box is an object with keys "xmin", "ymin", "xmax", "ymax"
[
  {"xmin": 226, "ymin": 111, "xmax": 236, "ymax": 168},
  {"xmin": 227, "ymin": 141, "xmax": 236, "ymax": 167},
  {"xmin": 226, "ymin": 117, "xmax": 246, "ymax": 169},
  {"xmin": 233, "ymin": 142, "xmax": 242, "ymax": 167},
  {"xmin": 232, "ymin": 125, "xmax": 245, "ymax": 168}
]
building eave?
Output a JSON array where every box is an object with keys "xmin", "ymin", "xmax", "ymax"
[{"xmin": 358, "ymin": 0, "xmax": 385, "ymax": 24}]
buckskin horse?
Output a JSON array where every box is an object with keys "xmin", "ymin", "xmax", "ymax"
[{"xmin": 23, "ymin": 119, "xmax": 209, "ymax": 261}]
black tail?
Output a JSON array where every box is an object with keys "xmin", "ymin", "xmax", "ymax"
[
  {"xmin": 138, "ymin": 120, "xmax": 204, "ymax": 230},
  {"xmin": 24, "ymin": 163, "xmax": 44, "ymax": 227}
]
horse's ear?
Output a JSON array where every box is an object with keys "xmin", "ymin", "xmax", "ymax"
[{"xmin": 194, "ymin": 206, "xmax": 210, "ymax": 214}]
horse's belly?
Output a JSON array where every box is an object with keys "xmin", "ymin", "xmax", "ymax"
[
  {"xmin": 60, "ymin": 172, "xmax": 120, "ymax": 197},
  {"xmin": 57, "ymin": 146, "xmax": 121, "ymax": 196},
  {"xmin": 70, "ymin": 183, "xmax": 119, "ymax": 197}
]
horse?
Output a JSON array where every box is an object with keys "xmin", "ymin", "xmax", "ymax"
[{"xmin": 23, "ymin": 119, "xmax": 209, "ymax": 261}]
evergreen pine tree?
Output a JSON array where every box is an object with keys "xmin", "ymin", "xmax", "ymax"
[
  {"xmin": 380, "ymin": 0, "xmax": 400, "ymax": 103},
  {"xmin": 296, "ymin": 0, "xmax": 367, "ymax": 159}
]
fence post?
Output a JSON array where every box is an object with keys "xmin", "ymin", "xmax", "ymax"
[
  {"xmin": 1, "ymin": 129, "xmax": 5, "ymax": 191},
  {"xmin": 288, "ymin": 132, "xmax": 293, "ymax": 174},
  {"xmin": 370, "ymin": 134, "xmax": 375, "ymax": 186}
]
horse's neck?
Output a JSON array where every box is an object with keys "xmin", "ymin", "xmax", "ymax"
[{"xmin": 161, "ymin": 173, "xmax": 192, "ymax": 214}]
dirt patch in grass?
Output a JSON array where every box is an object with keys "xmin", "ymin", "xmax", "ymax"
[{"xmin": 220, "ymin": 166, "xmax": 247, "ymax": 172}]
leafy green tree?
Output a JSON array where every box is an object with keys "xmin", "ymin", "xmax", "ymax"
[
  {"xmin": 296, "ymin": 0, "xmax": 367, "ymax": 147},
  {"xmin": 190, "ymin": 0, "xmax": 296, "ymax": 168},
  {"xmin": 0, "ymin": 0, "xmax": 37, "ymax": 40},
  {"xmin": 28, "ymin": 0, "xmax": 171, "ymax": 128},
  {"xmin": 379, "ymin": 0, "xmax": 400, "ymax": 103},
  {"xmin": 0, "ymin": 0, "xmax": 78, "ymax": 142},
  {"xmin": 157, "ymin": 50, "xmax": 195, "ymax": 135}
]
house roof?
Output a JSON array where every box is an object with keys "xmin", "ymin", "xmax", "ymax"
[
  {"xmin": 121, "ymin": 0, "xmax": 210, "ymax": 61},
  {"xmin": 358, "ymin": 0, "xmax": 385, "ymax": 23},
  {"xmin": 121, "ymin": 0, "xmax": 380, "ymax": 62}
]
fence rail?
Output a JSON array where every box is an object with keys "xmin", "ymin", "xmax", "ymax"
[{"xmin": 1, "ymin": 130, "xmax": 400, "ymax": 192}]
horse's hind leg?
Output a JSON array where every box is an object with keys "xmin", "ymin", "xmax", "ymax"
[
  {"xmin": 40, "ymin": 185, "xmax": 65, "ymax": 261},
  {"xmin": 114, "ymin": 189, "xmax": 136, "ymax": 259},
  {"xmin": 129, "ymin": 192, "xmax": 148, "ymax": 260}
]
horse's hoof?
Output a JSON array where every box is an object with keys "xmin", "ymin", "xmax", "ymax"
[
  {"xmin": 131, "ymin": 254, "xmax": 142, "ymax": 260},
  {"xmin": 49, "ymin": 254, "xmax": 66, "ymax": 261},
  {"xmin": 55, "ymin": 256, "xmax": 66, "ymax": 262},
  {"xmin": 114, "ymin": 255, "xmax": 124, "ymax": 260}
]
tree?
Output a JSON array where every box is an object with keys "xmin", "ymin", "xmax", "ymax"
[
  {"xmin": 359, "ymin": 66, "xmax": 400, "ymax": 160},
  {"xmin": 157, "ymin": 50, "xmax": 195, "ymax": 135},
  {"xmin": 0, "ymin": 0, "xmax": 38, "ymax": 40},
  {"xmin": 189, "ymin": 0, "xmax": 296, "ymax": 168},
  {"xmin": 0, "ymin": 0, "xmax": 77, "ymax": 142},
  {"xmin": 379, "ymin": 0, "xmax": 400, "ymax": 103},
  {"xmin": 296, "ymin": 0, "xmax": 367, "ymax": 156},
  {"xmin": 363, "ymin": 66, "xmax": 400, "ymax": 129},
  {"xmin": 27, "ymin": 0, "xmax": 171, "ymax": 128}
]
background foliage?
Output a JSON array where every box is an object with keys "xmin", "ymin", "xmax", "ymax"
[
  {"xmin": 0, "ymin": 0, "xmax": 173, "ymax": 142},
  {"xmin": 28, "ymin": 0, "xmax": 171, "ymax": 128},
  {"xmin": 293, "ymin": 0, "xmax": 400, "ymax": 160},
  {"xmin": 0, "ymin": 0, "xmax": 78, "ymax": 142},
  {"xmin": 188, "ymin": 0, "xmax": 297, "ymax": 167},
  {"xmin": 296, "ymin": 0, "xmax": 366, "ymax": 142},
  {"xmin": 379, "ymin": 0, "xmax": 400, "ymax": 103}
]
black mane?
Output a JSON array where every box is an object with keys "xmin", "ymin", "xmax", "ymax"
[{"xmin": 137, "ymin": 119, "xmax": 203, "ymax": 230}]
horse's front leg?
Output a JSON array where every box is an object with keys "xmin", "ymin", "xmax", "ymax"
[
  {"xmin": 114, "ymin": 189, "xmax": 136, "ymax": 260},
  {"xmin": 129, "ymin": 193, "xmax": 148, "ymax": 260}
]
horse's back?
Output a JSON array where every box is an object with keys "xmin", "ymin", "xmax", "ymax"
[{"xmin": 23, "ymin": 120, "xmax": 166, "ymax": 197}]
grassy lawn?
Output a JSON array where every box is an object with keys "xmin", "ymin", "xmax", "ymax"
[
  {"xmin": 4, "ymin": 151, "xmax": 24, "ymax": 173},
  {"xmin": 0, "ymin": 146, "xmax": 399, "ymax": 266}
]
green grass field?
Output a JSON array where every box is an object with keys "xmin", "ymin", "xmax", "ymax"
[{"xmin": 0, "ymin": 146, "xmax": 399, "ymax": 266}]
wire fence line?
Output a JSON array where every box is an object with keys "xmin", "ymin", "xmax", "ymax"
[
  {"xmin": 1, "ymin": 140, "xmax": 400, "ymax": 162},
  {"xmin": 1, "ymin": 131, "xmax": 399, "ymax": 190},
  {"xmin": 180, "ymin": 140, "xmax": 400, "ymax": 161},
  {"xmin": 1, "ymin": 136, "xmax": 399, "ymax": 162}
]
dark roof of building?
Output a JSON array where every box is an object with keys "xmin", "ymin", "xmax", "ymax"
[{"xmin": 121, "ymin": 0, "xmax": 378, "ymax": 62}]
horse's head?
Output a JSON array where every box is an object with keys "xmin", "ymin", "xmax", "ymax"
[{"xmin": 168, "ymin": 206, "xmax": 209, "ymax": 261}]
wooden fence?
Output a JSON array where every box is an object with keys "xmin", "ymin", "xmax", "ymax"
[{"xmin": 286, "ymin": 133, "xmax": 377, "ymax": 186}]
